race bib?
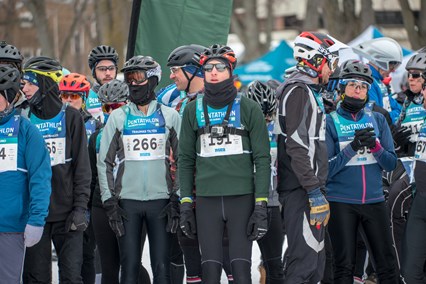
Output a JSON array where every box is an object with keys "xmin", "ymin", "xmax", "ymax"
[
  {"xmin": 199, "ymin": 134, "xmax": 243, "ymax": 157},
  {"xmin": 123, "ymin": 133, "xmax": 166, "ymax": 161}
]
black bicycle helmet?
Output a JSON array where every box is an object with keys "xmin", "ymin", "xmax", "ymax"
[
  {"xmin": 0, "ymin": 41, "xmax": 23, "ymax": 70},
  {"xmin": 23, "ymin": 56, "xmax": 63, "ymax": 83},
  {"xmin": 88, "ymin": 45, "xmax": 119, "ymax": 70},
  {"xmin": 405, "ymin": 52, "xmax": 426, "ymax": 72},
  {"xmin": 167, "ymin": 44, "xmax": 206, "ymax": 67},
  {"xmin": 0, "ymin": 65, "xmax": 21, "ymax": 118},
  {"xmin": 339, "ymin": 60, "xmax": 373, "ymax": 84},
  {"xmin": 121, "ymin": 55, "xmax": 161, "ymax": 82},
  {"xmin": 199, "ymin": 44, "xmax": 237, "ymax": 70},
  {"xmin": 97, "ymin": 79, "xmax": 129, "ymax": 104},
  {"xmin": 246, "ymin": 80, "xmax": 277, "ymax": 116}
]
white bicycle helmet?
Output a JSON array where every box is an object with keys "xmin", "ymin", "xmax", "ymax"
[{"xmin": 352, "ymin": 37, "xmax": 402, "ymax": 71}]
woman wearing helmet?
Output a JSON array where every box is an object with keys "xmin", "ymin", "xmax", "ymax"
[
  {"xmin": 353, "ymin": 37, "xmax": 403, "ymax": 123},
  {"xmin": 246, "ymin": 80, "xmax": 285, "ymax": 283},
  {"xmin": 179, "ymin": 44, "xmax": 271, "ymax": 283},
  {"xmin": 402, "ymin": 66, "xmax": 426, "ymax": 283},
  {"xmin": 97, "ymin": 55, "xmax": 181, "ymax": 283},
  {"xmin": 0, "ymin": 65, "xmax": 51, "ymax": 284},
  {"xmin": 22, "ymin": 56, "xmax": 91, "ymax": 284},
  {"xmin": 325, "ymin": 60, "xmax": 398, "ymax": 283}
]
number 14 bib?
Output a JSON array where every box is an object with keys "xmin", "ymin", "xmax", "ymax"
[{"xmin": 0, "ymin": 114, "xmax": 20, "ymax": 172}]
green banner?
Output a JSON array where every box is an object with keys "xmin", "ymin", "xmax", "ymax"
[{"xmin": 135, "ymin": 0, "xmax": 233, "ymax": 89}]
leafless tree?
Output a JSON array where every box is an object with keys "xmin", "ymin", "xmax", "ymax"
[{"xmin": 398, "ymin": 0, "xmax": 426, "ymax": 50}]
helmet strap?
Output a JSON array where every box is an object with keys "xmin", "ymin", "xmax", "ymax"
[{"xmin": 183, "ymin": 68, "xmax": 197, "ymax": 93}]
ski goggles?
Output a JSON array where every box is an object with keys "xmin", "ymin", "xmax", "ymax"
[
  {"xmin": 102, "ymin": 102, "xmax": 125, "ymax": 113},
  {"xmin": 60, "ymin": 92, "xmax": 85, "ymax": 100},
  {"xmin": 339, "ymin": 79, "xmax": 371, "ymax": 91},
  {"xmin": 327, "ymin": 56, "xmax": 339, "ymax": 72},
  {"xmin": 124, "ymin": 71, "xmax": 147, "ymax": 85},
  {"xmin": 203, "ymin": 63, "xmax": 228, "ymax": 73}
]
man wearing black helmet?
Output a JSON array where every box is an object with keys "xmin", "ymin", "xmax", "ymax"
[
  {"xmin": 0, "ymin": 65, "xmax": 51, "ymax": 283},
  {"xmin": 97, "ymin": 55, "xmax": 181, "ymax": 284},
  {"xmin": 157, "ymin": 44, "xmax": 206, "ymax": 112},
  {"xmin": 179, "ymin": 44, "xmax": 271, "ymax": 283},
  {"xmin": 87, "ymin": 45, "xmax": 119, "ymax": 121},
  {"xmin": 21, "ymin": 56, "xmax": 91, "ymax": 284},
  {"xmin": 325, "ymin": 59, "xmax": 398, "ymax": 283}
]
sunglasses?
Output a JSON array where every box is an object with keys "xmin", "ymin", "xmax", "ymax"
[
  {"xmin": 327, "ymin": 56, "xmax": 339, "ymax": 72},
  {"xmin": 125, "ymin": 71, "xmax": 147, "ymax": 85},
  {"xmin": 340, "ymin": 79, "xmax": 371, "ymax": 91},
  {"xmin": 102, "ymin": 102, "xmax": 125, "ymax": 113},
  {"xmin": 170, "ymin": 65, "xmax": 187, "ymax": 74},
  {"xmin": 60, "ymin": 92, "xmax": 84, "ymax": 100},
  {"xmin": 407, "ymin": 72, "xmax": 423, "ymax": 79},
  {"xmin": 96, "ymin": 65, "xmax": 116, "ymax": 72},
  {"xmin": 203, "ymin": 63, "xmax": 228, "ymax": 73}
]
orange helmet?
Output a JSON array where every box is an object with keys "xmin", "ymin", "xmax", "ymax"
[
  {"xmin": 199, "ymin": 44, "xmax": 237, "ymax": 70},
  {"xmin": 59, "ymin": 73, "xmax": 91, "ymax": 98}
]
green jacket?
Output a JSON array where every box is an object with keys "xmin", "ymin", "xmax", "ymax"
[{"xmin": 179, "ymin": 95, "xmax": 270, "ymax": 199}]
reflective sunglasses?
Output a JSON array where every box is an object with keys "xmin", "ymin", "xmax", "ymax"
[
  {"xmin": 60, "ymin": 92, "xmax": 85, "ymax": 100},
  {"xmin": 327, "ymin": 56, "xmax": 339, "ymax": 72},
  {"xmin": 407, "ymin": 72, "xmax": 422, "ymax": 79},
  {"xmin": 125, "ymin": 71, "xmax": 147, "ymax": 85},
  {"xmin": 340, "ymin": 79, "xmax": 371, "ymax": 91},
  {"xmin": 203, "ymin": 63, "xmax": 228, "ymax": 73},
  {"xmin": 96, "ymin": 65, "xmax": 116, "ymax": 72},
  {"xmin": 102, "ymin": 102, "xmax": 125, "ymax": 113},
  {"xmin": 170, "ymin": 65, "xmax": 187, "ymax": 74}
]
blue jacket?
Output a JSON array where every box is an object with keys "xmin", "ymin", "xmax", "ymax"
[
  {"xmin": 0, "ymin": 109, "xmax": 51, "ymax": 232},
  {"xmin": 368, "ymin": 65, "xmax": 401, "ymax": 123},
  {"xmin": 325, "ymin": 107, "xmax": 397, "ymax": 204}
]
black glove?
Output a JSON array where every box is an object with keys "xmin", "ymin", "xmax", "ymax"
[
  {"xmin": 392, "ymin": 125, "xmax": 411, "ymax": 150},
  {"xmin": 179, "ymin": 201, "xmax": 197, "ymax": 239},
  {"xmin": 65, "ymin": 207, "xmax": 89, "ymax": 232},
  {"xmin": 350, "ymin": 127, "xmax": 375, "ymax": 151},
  {"xmin": 158, "ymin": 193, "xmax": 180, "ymax": 233},
  {"xmin": 103, "ymin": 197, "xmax": 127, "ymax": 237},
  {"xmin": 246, "ymin": 201, "xmax": 268, "ymax": 241}
]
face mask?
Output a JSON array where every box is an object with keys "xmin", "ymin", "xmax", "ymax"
[
  {"xmin": 27, "ymin": 90, "xmax": 43, "ymax": 107},
  {"xmin": 128, "ymin": 84, "xmax": 155, "ymax": 106},
  {"xmin": 204, "ymin": 77, "xmax": 237, "ymax": 108},
  {"xmin": 341, "ymin": 95, "xmax": 366, "ymax": 113}
]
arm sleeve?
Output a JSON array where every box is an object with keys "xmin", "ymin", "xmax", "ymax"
[
  {"xmin": 25, "ymin": 121, "xmax": 52, "ymax": 227},
  {"xmin": 283, "ymin": 87, "xmax": 321, "ymax": 191},
  {"xmin": 178, "ymin": 104, "xmax": 197, "ymax": 199},
  {"xmin": 246, "ymin": 100, "xmax": 271, "ymax": 199},
  {"xmin": 372, "ymin": 112, "xmax": 398, "ymax": 172},
  {"xmin": 325, "ymin": 115, "xmax": 356, "ymax": 179},
  {"xmin": 97, "ymin": 110, "xmax": 123, "ymax": 202},
  {"xmin": 69, "ymin": 110, "xmax": 91, "ymax": 209}
]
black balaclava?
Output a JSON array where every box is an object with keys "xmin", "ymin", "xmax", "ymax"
[
  {"xmin": 29, "ymin": 74, "xmax": 62, "ymax": 119},
  {"xmin": 341, "ymin": 95, "xmax": 367, "ymax": 113},
  {"xmin": 128, "ymin": 77, "xmax": 158, "ymax": 106},
  {"xmin": 203, "ymin": 58, "xmax": 237, "ymax": 109}
]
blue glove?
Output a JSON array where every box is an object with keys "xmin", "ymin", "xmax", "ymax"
[
  {"xmin": 24, "ymin": 224, "xmax": 44, "ymax": 247},
  {"xmin": 180, "ymin": 201, "xmax": 197, "ymax": 239},
  {"xmin": 307, "ymin": 188, "xmax": 330, "ymax": 227}
]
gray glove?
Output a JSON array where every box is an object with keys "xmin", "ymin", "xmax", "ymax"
[
  {"xmin": 65, "ymin": 207, "xmax": 89, "ymax": 232},
  {"xmin": 24, "ymin": 224, "xmax": 44, "ymax": 247}
]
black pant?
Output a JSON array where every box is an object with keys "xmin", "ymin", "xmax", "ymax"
[
  {"xmin": 280, "ymin": 188, "xmax": 326, "ymax": 284},
  {"xmin": 401, "ymin": 194, "xmax": 426, "ymax": 283},
  {"xmin": 169, "ymin": 232, "xmax": 184, "ymax": 283},
  {"xmin": 119, "ymin": 199, "xmax": 170, "ymax": 284},
  {"xmin": 82, "ymin": 219, "xmax": 96, "ymax": 284},
  {"xmin": 328, "ymin": 202, "xmax": 398, "ymax": 284},
  {"xmin": 23, "ymin": 221, "xmax": 84, "ymax": 284},
  {"xmin": 196, "ymin": 195, "xmax": 253, "ymax": 284},
  {"xmin": 388, "ymin": 175, "xmax": 412, "ymax": 268},
  {"xmin": 257, "ymin": 206, "xmax": 285, "ymax": 284}
]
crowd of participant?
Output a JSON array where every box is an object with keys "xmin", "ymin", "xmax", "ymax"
[{"xmin": 0, "ymin": 29, "xmax": 425, "ymax": 284}]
